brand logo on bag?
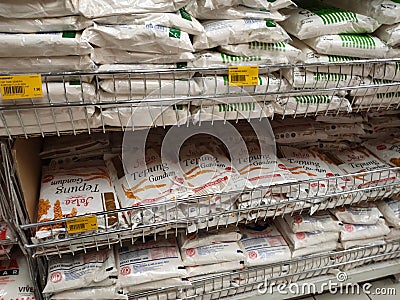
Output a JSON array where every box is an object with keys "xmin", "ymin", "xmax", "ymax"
[
  {"xmin": 120, "ymin": 266, "xmax": 131, "ymax": 276},
  {"xmin": 248, "ymin": 250, "xmax": 258, "ymax": 260},
  {"xmin": 186, "ymin": 248, "xmax": 196, "ymax": 257},
  {"xmin": 50, "ymin": 272, "xmax": 62, "ymax": 283}
]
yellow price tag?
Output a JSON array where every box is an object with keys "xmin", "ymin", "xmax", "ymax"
[
  {"xmin": 0, "ymin": 74, "xmax": 43, "ymax": 100},
  {"xmin": 66, "ymin": 215, "xmax": 98, "ymax": 234},
  {"xmin": 228, "ymin": 66, "xmax": 259, "ymax": 86}
]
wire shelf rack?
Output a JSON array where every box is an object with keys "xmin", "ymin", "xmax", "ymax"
[
  {"xmin": 11, "ymin": 165, "xmax": 400, "ymax": 258},
  {"xmin": 126, "ymin": 240, "xmax": 400, "ymax": 300},
  {"xmin": 0, "ymin": 58, "xmax": 400, "ymax": 138}
]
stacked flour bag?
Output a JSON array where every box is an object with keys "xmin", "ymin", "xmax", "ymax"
[
  {"xmin": 0, "ymin": 250, "xmax": 36, "ymax": 300},
  {"xmin": 377, "ymin": 196, "xmax": 400, "ymax": 242},
  {"xmin": 361, "ymin": 111, "xmax": 400, "ymax": 140},
  {"xmin": 363, "ymin": 135, "xmax": 400, "ymax": 168},
  {"xmin": 0, "ymin": 0, "xmax": 95, "ymax": 73},
  {"xmin": 0, "ymin": 1, "xmax": 98, "ymax": 136},
  {"xmin": 34, "ymin": 160, "xmax": 127, "ymax": 252},
  {"xmin": 327, "ymin": 147, "xmax": 398, "ymax": 201},
  {"xmin": 275, "ymin": 211, "xmax": 340, "ymax": 258},
  {"xmin": 179, "ymin": 226, "xmax": 244, "ymax": 279},
  {"xmin": 105, "ymin": 142, "xmax": 190, "ymax": 229},
  {"xmin": 330, "ymin": 203, "xmax": 391, "ymax": 268},
  {"xmin": 43, "ymin": 248, "xmax": 124, "ymax": 300},
  {"xmin": 117, "ymin": 238, "xmax": 189, "ymax": 295},
  {"xmin": 187, "ymin": 0, "xmax": 296, "ymax": 69}
]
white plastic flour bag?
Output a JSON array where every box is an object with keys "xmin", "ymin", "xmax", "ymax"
[
  {"xmin": 330, "ymin": 203, "xmax": 383, "ymax": 225},
  {"xmin": 123, "ymin": 277, "xmax": 191, "ymax": 293},
  {"xmin": 377, "ymin": 198, "xmax": 400, "ymax": 228},
  {"xmin": 280, "ymin": 4, "xmax": 379, "ymax": 40},
  {"xmin": 219, "ymin": 42, "xmax": 301, "ymax": 64},
  {"xmin": 186, "ymin": 261, "xmax": 244, "ymax": 277},
  {"xmin": 275, "ymin": 218, "xmax": 339, "ymax": 250},
  {"xmin": 284, "ymin": 211, "xmax": 342, "ymax": 233},
  {"xmin": 321, "ymin": 0, "xmax": 400, "ymax": 25},
  {"xmin": 50, "ymin": 286, "xmax": 127, "ymax": 300},
  {"xmin": 79, "ymin": 0, "xmax": 191, "ymax": 18},
  {"xmin": 0, "ymin": 16, "xmax": 92, "ymax": 33},
  {"xmin": 178, "ymin": 226, "xmax": 241, "ymax": 249},
  {"xmin": 43, "ymin": 248, "xmax": 117, "ymax": 294},
  {"xmin": 340, "ymin": 219, "xmax": 391, "ymax": 241},
  {"xmin": 0, "ymin": 0, "xmax": 79, "ymax": 18},
  {"xmin": 363, "ymin": 137, "xmax": 400, "ymax": 167},
  {"xmin": 240, "ymin": 0, "xmax": 294, "ymax": 10},
  {"xmin": 36, "ymin": 163, "xmax": 123, "ymax": 240},
  {"xmin": 304, "ymin": 34, "xmax": 389, "ymax": 59},
  {"xmin": 239, "ymin": 222, "xmax": 291, "ymax": 267},
  {"xmin": 193, "ymin": 19, "xmax": 290, "ymax": 50},
  {"xmin": 181, "ymin": 241, "xmax": 245, "ymax": 266},
  {"xmin": 0, "ymin": 32, "xmax": 92, "ymax": 57},
  {"xmin": 375, "ymin": 24, "xmax": 400, "ymax": 47},
  {"xmin": 82, "ymin": 24, "xmax": 194, "ymax": 54},
  {"xmin": 0, "ymin": 254, "xmax": 35, "ymax": 300},
  {"xmin": 94, "ymin": 10, "xmax": 204, "ymax": 36},
  {"xmin": 117, "ymin": 238, "xmax": 187, "ymax": 287},
  {"xmin": 91, "ymin": 48, "xmax": 195, "ymax": 64}
]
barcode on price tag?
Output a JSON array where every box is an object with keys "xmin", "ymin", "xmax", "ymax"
[
  {"xmin": 0, "ymin": 74, "xmax": 43, "ymax": 100},
  {"xmin": 66, "ymin": 215, "xmax": 98, "ymax": 234},
  {"xmin": 228, "ymin": 66, "xmax": 259, "ymax": 86}
]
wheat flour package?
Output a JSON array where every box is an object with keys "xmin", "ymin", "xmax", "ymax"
[
  {"xmin": 377, "ymin": 198, "xmax": 400, "ymax": 228},
  {"xmin": 178, "ymin": 226, "xmax": 241, "ymax": 249},
  {"xmin": 363, "ymin": 137, "xmax": 400, "ymax": 167},
  {"xmin": 304, "ymin": 34, "xmax": 389, "ymax": 59},
  {"xmin": 284, "ymin": 211, "xmax": 342, "ymax": 233},
  {"xmin": 192, "ymin": 0, "xmax": 293, "ymax": 11},
  {"xmin": 375, "ymin": 24, "xmax": 400, "ymax": 47},
  {"xmin": 36, "ymin": 163, "xmax": 123, "ymax": 240},
  {"xmin": 105, "ymin": 147, "xmax": 189, "ymax": 226},
  {"xmin": 50, "ymin": 286, "xmax": 127, "ymax": 300},
  {"xmin": 0, "ymin": 0, "xmax": 79, "ymax": 18},
  {"xmin": 117, "ymin": 238, "xmax": 187, "ymax": 287},
  {"xmin": 239, "ymin": 222, "xmax": 291, "ymax": 266},
  {"xmin": 330, "ymin": 203, "xmax": 383, "ymax": 225},
  {"xmin": 94, "ymin": 10, "xmax": 204, "ymax": 36},
  {"xmin": 340, "ymin": 219, "xmax": 391, "ymax": 241},
  {"xmin": 321, "ymin": 0, "xmax": 400, "ymax": 25},
  {"xmin": 0, "ymin": 254, "xmax": 36, "ymax": 300},
  {"xmin": 79, "ymin": 0, "xmax": 191, "ymax": 18},
  {"xmin": 281, "ymin": 2, "xmax": 379, "ymax": 40},
  {"xmin": 193, "ymin": 19, "xmax": 290, "ymax": 50},
  {"xmin": 82, "ymin": 24, "xmax": 194, "ymax": 54},
  {"xmin": 219, "ymin": 42, "xmax": 301, "ymax": 64},
  {"xmin": 43, "ymin": 248, "xmax": 117, "ymax": 294}
]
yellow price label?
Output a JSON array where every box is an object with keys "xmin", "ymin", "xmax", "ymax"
[
  {"xmin": 66, "ymin": 215, "xmax": 98, "ymax": 234},
  {"xmin": 228, "ymin": 66, "xmax": 259, "ymax": 86},
  {"xmin": 0, "ymin": 74, "xmax": 43, "ymax": 100}
]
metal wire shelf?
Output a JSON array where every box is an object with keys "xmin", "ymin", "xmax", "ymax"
[
  {"xmin": 1, "ymin": 58, "xmax": 400, "ymax": 138},
  {"xmin": 13, "ymin": 166, "xmax": 400, "ymax": 258},
  {"xmin": 126, "ymin": 240, "xmax": 400, "ymax": 300}
]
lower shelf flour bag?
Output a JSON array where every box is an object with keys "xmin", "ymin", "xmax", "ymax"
[
  {"xmin": 78, "ymin": 0, "xmax": 191, "ymax": 18},
  {"xmin": 193, "ymin": 0, "xmax": 294, "ymax": 11},
  {"xmin": 105, "ymin": 146, "xmax": 189, "ymax": 226},
  {"xmin": 283, "ymin": 211, "xmax": 342, "ymax": 233},
  {"xmin": 82, "ymin": 24, "xmax": 194, "ymax": 54},
  {"xmin": 239, "ymin": 222, "xmax": 291, "ymax": 267},
  {"xmin": 0, "ymin": 0, "xmax": 79, "ymax": 18},
  {"xmin": 304, "ymin": 34, "xmax": 389, "ymax": 59},
  {"xmin": 43, "ymin": 248, "xmax": 117, "ymax": 294},
  {"xmin": 0, "ymin": 32, "xmax": 92, "ymax": 58},
  {"xmin": 193, "ymin": 19, "xmax": 290, "ymax": 50},
  {"xmin": 330, "ymin": 203, "xmax": 383, "ymax": 225},
  {"xmin": 280, "ymin": 1, "xmax": 379, "ymax": 40},
  {"xmin": 363, "ymin": 137, "xmax": 400, "ymax": 167},
  {"xmin": 35, "ymin": 162, "xmax": 124, "ymax": 241},
  {"xmin": 0, "ymin": 253, "xmax": 36, "ymax": 300},
  {"xmin": 185, "ymin": 261, "xmax": 244, "ymax": 277},
  {"xmin": 50, "ymin": 286, "xmax": 127, "ymax": 300},
  {"xmin": 218, "ymin": 41, "xmax": 301, "ymax": 64},
  {"xmin": 377, "ymin": 198, "xmax": 400, "ymax": 228},
  {"xmin": 117, "ymin": 238, "xmax": 187, "ymax": 288},
  {"xmin": 123, "ymin": 277, "xmax": 191, "ymax": 294},
  {"xmin": 340, "ymin": 219, "xmax": 391, "ymax": 242},
  {"xmin": 348, "ymin": 78, "xmax": 400, "ymax": 97},
  {"xmin": 375, "ymin": 24, "xmax": 400, "ymax": 47},
  {"xmin": 321, "ymin": 0, "xmax": 400, "ymax": 25},
  {"xmin": 351, "ymin": 92, "xmax": 400, "ymax": 109},
  {"xmin": 93, "ymin": 10, "xmax": 204, "ymax": 36}
]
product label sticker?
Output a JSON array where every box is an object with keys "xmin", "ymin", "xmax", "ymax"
[
  {"xmin": 228, "ymin": 66, "xmax": 259, "ymax": 86},
  {"xmin": 66, "ymin": 215, "xmax": 98, "ymax": 234},
  {"xmin": 0, "ymin": 74, "xmax": 43, "ymax": 100}
]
